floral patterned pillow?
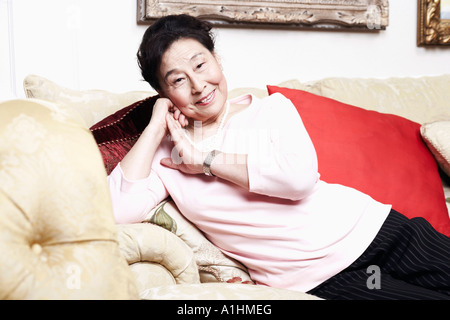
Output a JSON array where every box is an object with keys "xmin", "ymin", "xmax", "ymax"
[{"xmin": 145, "ymin": 199, "xmax": 254, "ymax": 284}]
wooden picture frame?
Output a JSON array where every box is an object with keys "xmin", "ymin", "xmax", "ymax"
[
  {"xmin": 418, "ymin": 0, "xmax": 450, "ymax": 46},
  {"xmin": 137, "ymin": 0, "xmax": 389, "ymax": 31}
]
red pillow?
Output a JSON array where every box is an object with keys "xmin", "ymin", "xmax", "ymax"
[
  {"xmin": 90, "ymin": 95, "xmax": 158, "ymax": 175},
  {"xmin": 267, "ymin": 85, "xmax": 450, "ymax": 236}
]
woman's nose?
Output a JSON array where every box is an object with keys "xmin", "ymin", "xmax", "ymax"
[{"xmin": 190, "ymin": 76, "xmax": 206, "ymax": 94}]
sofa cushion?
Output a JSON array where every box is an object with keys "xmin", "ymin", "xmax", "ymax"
[
  {"xmin": 140, "ymin": 283, "xmax": 321, "ymax": 300},
  {"xmin": 314, "ymin": 75, "xmax": 450, "ymax": 124},
  {"xmin": 90, "ymin": 95, "xmax": 158, "ymax": 175},
  {"xmin": 267, "ymin": 86, "xmax": 450, "ymax": 236},
  {"xmin": 421, "ymin": 121, "xmax": 450, "ymax": 178},
  {"xmin": 23, "ymin": 74, "xmax": 154, "ymax": 128}
]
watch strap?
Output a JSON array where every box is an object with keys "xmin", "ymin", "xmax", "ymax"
[{"xmin": 203, "ymin": 150, "xmax": 221, "ymax": 176}]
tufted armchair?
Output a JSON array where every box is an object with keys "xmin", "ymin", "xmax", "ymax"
[{"xmin": 0, "ymin": 99, "xmax": 138, "ymax": 299}]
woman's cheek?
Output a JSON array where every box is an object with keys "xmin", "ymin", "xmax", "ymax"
[{"xmin": 167, "ymin": 89, "xmax": 191, "ymax": 111}]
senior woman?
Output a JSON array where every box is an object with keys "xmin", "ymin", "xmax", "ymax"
[{"xmin": 108, "ymin": 14, "xmax": 450, "ymax": 300}]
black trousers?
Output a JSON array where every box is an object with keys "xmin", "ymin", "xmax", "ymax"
[{"xmin": 307, "ymin": 210, "xmax": 450, "ymax": 300}]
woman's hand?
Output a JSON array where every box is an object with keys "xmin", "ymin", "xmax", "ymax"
[
  {"xmin": 160, "ymin": 105, "xmax": 249, "ymax": 190},
  {"xmin": 160, "ymin": 113, "xmax": 205, "ymax": 175},
  {"xmin": 119, "ymin": 98, "xmax": 189, "ymax": 180},
  {"xmin": 161, "ymin": 112, "xmax": 249, "ymax": 190},
  {"xmin": 170, "ymin": 104, "xmax": 189, "ymax": 128},
  {"xmin": 149, "ymin": 98, "xmax": 189, "ymax": 137}
]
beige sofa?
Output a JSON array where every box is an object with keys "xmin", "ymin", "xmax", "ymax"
[{"xmin": 1, "ymin": 74, "xmax": 448, "ymax": 299}]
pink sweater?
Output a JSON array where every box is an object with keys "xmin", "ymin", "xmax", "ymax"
[{"xmin": 108, "ymin": 93, "xmax": 391, "ymax": 292}]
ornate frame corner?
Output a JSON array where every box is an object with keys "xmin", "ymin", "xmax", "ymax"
[{"xmin": 418, "ymin": 0, "xmax": 450, "ymax": 46}]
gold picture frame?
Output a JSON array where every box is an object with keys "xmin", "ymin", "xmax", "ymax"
[
  {"xmin": 137, "ymin": 0, "xmax": 389, "ymax": 31},
  {"xmin": 418, "ymin": 0, "xmax": 450, "ymax": 46}
]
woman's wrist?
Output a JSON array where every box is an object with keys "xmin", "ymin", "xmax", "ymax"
[
  {"xmin": 203, "ymin": 150, "xmax": 221, "ymax": 176},
  {"xmin": 144, "ymin": 120, "xmax": 167, "ymax": 142}
]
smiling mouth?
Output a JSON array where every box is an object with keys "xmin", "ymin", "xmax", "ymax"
[{"xmin": 196, "ymin": 90, "xmax": 215, "ymax": 105}]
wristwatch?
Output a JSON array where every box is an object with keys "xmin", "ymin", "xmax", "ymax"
[{"xmin": 203, "ymin": 150, "xmax": 221, "ymax": 176}]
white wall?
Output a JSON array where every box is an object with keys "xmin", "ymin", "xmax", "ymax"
[{"xmin": 1, "ymin": 0, "xmax": 449, "ymax": 101}]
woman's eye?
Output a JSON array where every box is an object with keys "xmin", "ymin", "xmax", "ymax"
[
  {"xmin": 196, "ymin": 62, "xmax": 205, "ymax": 69},
  {"xmin": 173, "ymin": 77, "xmax": 185, "ymax": 85}
]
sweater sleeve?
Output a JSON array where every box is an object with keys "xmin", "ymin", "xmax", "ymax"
[
  {"xmin": 107, "ymin": 163, "xmax": 169, "ymax": 224},
  {"xmin": 247, "ymin": 93, "xmax": 319, "ymax": 201}
]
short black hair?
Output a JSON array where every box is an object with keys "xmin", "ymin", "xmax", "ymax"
[{"xmin": 137, "ymin": 14, "xmax": 215, "ymax": 91}]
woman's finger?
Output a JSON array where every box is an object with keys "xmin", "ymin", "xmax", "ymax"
[
  {"xmin": 166, "ymin": 113, "xmax": 182, "ymax": 138},
  {"xmin": 179, "ymin": 113, "xmax": 188, "ymax": 127},
  {"xmin": 166, "ymin": 113, "xmax": 189, "ymax": 153},
  {"xmin": 160, "ymin": 157, "xmax": 178, "ymax": 169},
  {"xmin": 166, "ymin": 113, "xmax": 200, "ymax": 166},
  {"xmin": 173, "ymin": 108, "xmax": 181, "ymax": 120}
]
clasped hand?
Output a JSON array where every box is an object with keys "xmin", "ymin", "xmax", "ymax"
[{"xmin": 154, "ymin": 99, "xmax": 206, "ymax": 175}]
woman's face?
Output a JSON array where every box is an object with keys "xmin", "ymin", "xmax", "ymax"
[{"xmin": 158, "ymin": 38, "xmax": 228, "ymax": 124}]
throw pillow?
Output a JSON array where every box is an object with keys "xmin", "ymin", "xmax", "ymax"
[
  {"xmin": 144, "ymin": 199, "xmax": 253, "ymax": 284},
  {"xmin": 420, "ymin": 121, "xmax": 450, "ymax": 178},
  {"xmin": 90, "ymin": 95, "xmax": 158, "ymax": 175},
  {"xmin": 267, "ymin": 85, "xmax": 450, "ymax": 236}
]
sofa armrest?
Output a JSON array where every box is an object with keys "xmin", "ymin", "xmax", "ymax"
[
  {"xmin": 0, "ymin": 99, "xmax": 138, "ymax": 299},
  {"xmin": 116, "ymin": 223, "xmax": 200, "ymax": 288}
]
